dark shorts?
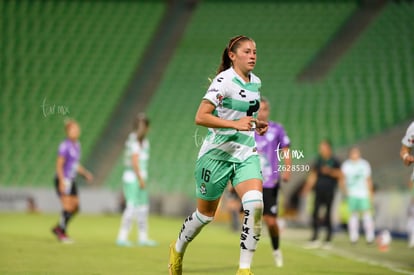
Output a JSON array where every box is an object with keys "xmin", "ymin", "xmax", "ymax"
[
  {"xmin": 54, "ymin": 177, "xmax": 78, "ymax": 197},
  {"xmin": 263, "ymin": 184, "xmax": 280, "ymax": 216}
]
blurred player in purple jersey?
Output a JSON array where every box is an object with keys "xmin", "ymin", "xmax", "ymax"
[
  {"xmin": 255, "ymin": 97, "xmax": 291, "ymax": 267},
  {"xmin": 52, "ymin": 119, "xmax": 93, "ymax": 243}
]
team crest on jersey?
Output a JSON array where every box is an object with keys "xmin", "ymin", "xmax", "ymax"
[
  {"xmin": 409, "ymin": 135, "xmax": 414, "ymax": 145},
  {"xmin": 200, "ymin": 183, "xmax": 207, "ymax": 195},
  {"xmin": 216, "ymin": 93, "xmax": 223, "ymax": 105}
]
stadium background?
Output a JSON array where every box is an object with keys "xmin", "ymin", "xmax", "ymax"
[{"xmin": 1, "ymin": 0, "xmax": 413, "ymax": 234}]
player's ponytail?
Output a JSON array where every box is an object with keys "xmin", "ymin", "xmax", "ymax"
[
  {"xmin": 217, "ymin": 47, "xmax": 232, "ymax": 75},
  {"xmin": 216, "ymin": 35, "xmax": 253, "ymax": 75}
]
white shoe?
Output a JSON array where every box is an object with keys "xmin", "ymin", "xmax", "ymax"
[
  {"xmin": 273, "ymin": 250, "xmax": 283, "ymax": 267},
  {"xmin": 116, "ymin": 240, "xmax": 132, "ymax": 247},
  {"xmin": 138, "ymin": 239, "xmax": 158, "ymax": 247},
  {"xmin": 304, "ymin": 240, "xmax": 321, "ymax": 249},
  {"xmin": 61, "ymin": 236, "xmax": 74, "ymax": 244}
]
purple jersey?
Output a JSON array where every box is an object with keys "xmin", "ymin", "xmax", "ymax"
[
  {"xmin": 255, "ymin": 121, "xmax": 290, "ymax": 188},
  {"xmin": 57, "ymin": 139, "xmax": 81, "ymax": 180}
]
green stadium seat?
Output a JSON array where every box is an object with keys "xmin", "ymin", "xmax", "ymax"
[{"xmin": 1, "ymin": 0, "xmax": 166, "ymax": 187}]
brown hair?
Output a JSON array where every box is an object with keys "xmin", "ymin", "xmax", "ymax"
[
  {"xmin": 64, "ymin": 118, "xmax": 78, "ymax": 132},
  {"xmin": 133, "ymin": 113, "xmax": 150, "ymax": 142},
  {"xmin": 217, "ymin": 35, "xmax": 253, "ymax": 75}
]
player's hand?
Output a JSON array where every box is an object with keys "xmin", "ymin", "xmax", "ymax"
[
  {"xmin": 59, "ymin": 180, "xmax": 66, "ymax": 194},
  {"xmin": 59, "ymin": 179, "xmax": 71, "ymax": 195},
  {"xmin": 281, "ymin": 171, "xmax": 290, "ymax": 182},
  {"xmin": 320, "ymin": 166, "xmax": 332, "ymax": 175},
  {"xmin": 84, "ymin": 171, "xmax": 94, "ymax": 183},
  {"xmin": 233, "ymin": 116, "xmax": 255, "ymax": 131},
  {"xmin": 255, "ymin": 120, "xmax": 268, "ymax": 135},
  {"xmin": 404, "ymin": 154, "xmax": 414, "ymax": 166},
  {"xmin": 139, "ymin": 180, "xmax": 146, "ymax": 189}
]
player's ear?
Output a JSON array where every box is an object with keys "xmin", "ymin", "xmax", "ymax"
[{"xmin": 228, "ymin": 50, "xmax": 236, "ymax": 62}]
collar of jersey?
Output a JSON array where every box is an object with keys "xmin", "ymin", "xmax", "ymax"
[{"xmin": 230, "ymin": 67, "xmax": 260, "ymax": 92}]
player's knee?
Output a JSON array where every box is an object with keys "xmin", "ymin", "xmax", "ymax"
[
  {"xmin": 263, "ymin": 215, "xmax": 277, "ymax": 227},
  {"xmin": 196, "ymin": 209, "xmax": 214, "ymax": 225},
  {"xmin": 242, "ymin": 190, "xmax": 263, "ymax": 230},
  {"xmin": 241, "ymin": 190, "xmax": 263, "ymax": 210}
]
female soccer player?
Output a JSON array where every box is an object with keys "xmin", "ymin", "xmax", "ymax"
[
  {"xmin": 52, "ymin": 119, "xmax": 93, "ymax": 243},
  {"xmin": 116, "ymin": 113, "xmax": 157, "ymax": 247},
  {"xmin": 255, "ymin": 97, "xmax": 291, "ymax": 267},
  {"xmin": 168, "ymin": 35, "xmax": 268, "ymax": 275},
  {"xmin": 341, "ymin": 147, "xmax": 375, "ymax": 244}
]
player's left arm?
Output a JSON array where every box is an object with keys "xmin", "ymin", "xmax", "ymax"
[
  {"xmin": 321, "ymin": 160, "xmax": 343, "ymax": 180},
  {"xmin": 77, "ymin": 164, "xmax": 93, "ymax": 183},
  {"xmin": 400, "ymin": 144, "xmax": 414, "ymax": 166},
  {"xmin": 366, "ymin": 176, "xmax": 374, "ymax": 201}
]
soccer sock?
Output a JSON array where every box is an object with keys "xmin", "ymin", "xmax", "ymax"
[
  {"xmin": 407, "ymin": 204, "xmax": 414, "ymax": 246},
  {"xmin": 137, "ymin": 205, "xmax": 149, "ymax": 242},
  {"xmin": 117, "ymin": 204, "xmax": 136, "ymax": 241},
  {"xmin": 362, "ymin": 212, "xmax": 375, "ymax": 243},
  {"xmin": 270, "ymin": 232, "xmax": 280, "ymax": 251},
  {"xmin": 175, "ymin": 209, "xmax": 213, "ymax": 254},
  {"xmin": 348, "ymin": 212, "xmax": 359, "ymax": 242},
  {"xmin": 59, "ymin": 210, "xmax": 73, "ymax": 232},
  {"xmin": 408, "ymin": 217, "xmax": 414, "ymax": 246},
  {"xmin": 239, "ymin": 190, "xmax": 263, "ymax": 269},
  {"xmin": 268, "ymin": 222, "xmax": 280, "ymax": 250}
]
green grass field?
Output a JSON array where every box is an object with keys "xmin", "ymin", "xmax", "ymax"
[{"xmin": 0, "ymin": 213, "xmax": 413, "ymax": 274}]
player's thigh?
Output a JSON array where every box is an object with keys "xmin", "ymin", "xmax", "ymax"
[
  {"xmin": 195, "ymin": 156, "xmax": 233, "ymax": 201},
  {"xmin": 61, "ymin": 195, "xmax": 78, "ymax": 212},
  {"xmin": 232, "ymin": 155, "xmax": 263, "ymax": 198},
  {"xmin": 263, "ymin": 186, "xmax": 279, "ymax": 217},
  {"xmin": 197, "ymin": 198, "xmax": 221, "ymax": 217}
]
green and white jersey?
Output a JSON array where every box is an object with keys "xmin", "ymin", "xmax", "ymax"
[
  {"xmin": 341, "ymin": 158, "xmax": 371, "ymax": 198},
  {"xmin": 402, "ymin": 121, "xmax": 414, "ymax": 148},
  {"xmin": 123, "ymin": 132, "xmax": 149, "ymax": 181},
  {"xmin": 198, "ymin": 67, "xmax": 261, "ymax": 162}
]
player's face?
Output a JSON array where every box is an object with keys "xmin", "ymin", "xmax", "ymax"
[
  {"xmin": 349, "ymin": 148, "xmax": 360, "ymax": 161},
  {"xmin": 258, "ymin": 101, "xmax": 270, "ymax": 121},
  {"xmin": 67, "ymin": 123, "xmax": 81, "ymax": 140},
  {"xmin": 229, "ymin": 40, "xmax": 257, "ymax": 74},
  {"xmin": 319, "ymin": 142, "xmax": 332, "ymax": 158},
  {"xmin": 137, "ymin": 123, "xmax": 149, "ymax": 140}
]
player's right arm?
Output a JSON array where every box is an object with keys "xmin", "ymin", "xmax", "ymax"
[
  {"xmin": 195, "ymin": 100, "xmax": 254, "ymax": 131},
  {"xmin": 401, "ymin": 145, "xmax": 414, "ymax": 166},
  {"xmin": 56, "ymin": 155, "xmax": 66, "ymax": 194},
  {"xmin": 401, "ymin": 122, "xmax": 414, "ymax": 166},
  {"xmin": 301, "ymin": 169, "xmax": 317, "ymax": 196},
  {"xmin": 131, "ymin": 153, "xmax": 145, "ymax": 189}
]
